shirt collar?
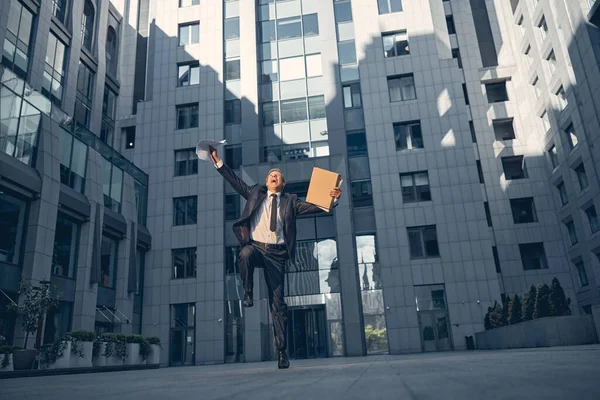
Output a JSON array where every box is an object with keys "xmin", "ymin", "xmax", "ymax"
[{"xmin": 267, "ymin": 190, "xmax": 282, "ymax": 199}]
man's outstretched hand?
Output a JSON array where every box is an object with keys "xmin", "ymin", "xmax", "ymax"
[
  {"xmin": 208, "ymin": 146, "xmax": 220, "ymax": 164},
  {"xmin": 330, "ymin": 187, "xmax": 342, "ymax": 200}
]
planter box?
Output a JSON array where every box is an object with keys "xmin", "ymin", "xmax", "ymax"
[
  {"xmin": 475, "ymin": 315, "xmax": 598, "ymax": 350},
  {"xmin": 70, "ymin": 341, "xmax": 93, "ymax": 368},
  {"xmin": 41, "ymin": 341, "xmax": 71, "ymax": 370},
  {"xmin": 12, "ymin": 349, "xmax": 37, "ymax": 370},
  {"xmin": 92, "ymin": 343, "xmax": 106, "ymax": 367},
  {"xmin": 125, "ymin": 343, "xmax": 145, "ymax": 365},
  {"xmin": 0, "ymin": 354, "xmax": 14, "ymax": 372},
  {"xmin": 146, "ymin": 344, "xmax": 160, "ymax": 365}
]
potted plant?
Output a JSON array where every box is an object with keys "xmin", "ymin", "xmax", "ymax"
[
  {"xmin": 100, "ymin": 333, "xmax": 127, "ymax": 366},
  {"xmin": 0, "ymin": 345, "xmax": 20, "ymax": 372},
  {"xmin": 146, "ymin": 337, "xmax": 161, "ymax": 365},
  {"xmin": 39, "ymin": 339, "xmax": 70, "ymax": 369},
  {"xmin": 8, "ymin": 279, "xmax": 62, "ymax": 370},
  {"xmin": 92, "ymin": 338, "xmax": 106, "ymax": 367},
  {"xmin": 66, "ymin": 331, "xmax": 95, "ymax": 368},
  {"xmin": 123, "ymin": 335, "xmax": 149, "ymax": 365}
]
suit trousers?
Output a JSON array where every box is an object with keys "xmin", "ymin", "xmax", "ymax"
[{"xmin": 238, "ymin": 243, "xmax": 289, "ymax": 351}]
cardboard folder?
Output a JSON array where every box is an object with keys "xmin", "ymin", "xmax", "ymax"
[{"xmin": 306, "ymin": 167, "xmax": 342, "ymax": 212}]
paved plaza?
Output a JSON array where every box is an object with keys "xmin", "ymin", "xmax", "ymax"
[{"xmin": 1, "ymin": 346, "xmax": 599, "ymax": 400}]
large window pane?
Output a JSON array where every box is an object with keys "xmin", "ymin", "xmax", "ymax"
[
  {"xmin": 226, "ymin": 59, "xmax": 241, "ymax": 80},
  {"xmin": 100, "ymin": 235, "xmax": 118, "ymax": 288},
  {"xmin": 338, "ymin": 41, "xmax": 357, "ymax": 65},
  {"xmin": 277, "ymin": 16, "xmax": 302, "ymax": 40},
  {"xmin": 224, "ymin": 18, "xmax": 240, "ymax": 40},
  {"xmin": 303, "ymin": 14, "xmax": 319, "ymax": 36},
  {"xmin": 261, "ymin": 20, "xmax": 276, "ymax": 42},
  {"xmin": 0, "ymin": 191, "xmax": 27, "ymax": 265},
  {"xmin": 262, "ymin": 101, "xmax": 279, "ymax": 125},
  {"xmin": 308, "ymin": 95, "xmax": 325, "ymax": 119},
  {"xmin": 281, "ymin": 98, "xmax": 307, "ymax": 123},
  {"xmin": 261, "ymin": 60, "xmax": 278, "ymax": 83},
  {"xmin": 52, "ymin": 215, "xmax": 80, "ymax": 278}
]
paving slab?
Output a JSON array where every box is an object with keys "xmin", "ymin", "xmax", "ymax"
[{"xmin": 1, "ymin": 346, "xmax": 599, "ymax": 400}]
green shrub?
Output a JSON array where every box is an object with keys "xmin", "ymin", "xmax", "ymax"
[
  {"xmin": 549, "ymin": 277, "xmax": 571, "ymax": 316},
  {"xmin": 522, "ymin": 285, "xmax": 536, "ymax": 321},
  {"xmin": 0, "ymin": 346, "xmax": 20, "ymax": 369},
  {"xmin": 100, "ymin": 333, "xmax": 128, "ymax": 360},
  {"xmin": 40, "ymin": 340, "xmax": 68, "ymax": 367},
  {"xmin": 66, "ymin": 330, "xmax": 95, "ymax": 342},
  {"xmin": 508, "ymin": 294, "xmax": 522, "ymax": 325},
  {"xmin": 533, "ymin": 283, "xmax": 551, "ymax": 319},
  {"xmin": 147, "ymin": 337, "xmax": 161, "ymax": 346}
]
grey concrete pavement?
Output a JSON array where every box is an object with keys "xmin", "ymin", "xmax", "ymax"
[{"xmin": 1, "ymin": 346, "xmax": 600, "ymax": 400}]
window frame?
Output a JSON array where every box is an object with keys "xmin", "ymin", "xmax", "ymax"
[
  {"xmin": 377, "ymin": 0, "xmax": 403, "ymax": 15},
  {"xmin": 519, "ymin": 242, "xmax": 548, "ymax": 270},
  {"xmin": 176, "ymin": 103, "xmax": 199, "ymax": 130},
  {"xmin": 178, "ymin": 22, "xmax": 200, "ymax": 46},
  {"xmin": 52, "ymin": 213, "xmax": 81, "ymax": 279},
  {"xmin": 172, "ymin": 247, "xmax": 197, "ymax": 279},
  {"xmin": 585, "ymin": 205, "xmax": 600, "ymax": 234},
  {"xmin": 510, "ymin": 197, "xmax": 538, "ymax": 224},
  {"xmin": 502, "ymin": 155, "xmax": 527, "ymax": 180},
  {"xmin": 394, "ymin": 120, "xmax": 423, "ymax": 151},
  {"xmin": 173, "ymin": 196, "xmax": 198, "ymax": 226},
  {"xmin": 388, "ymin": 74, "xmax": 416, "ymax": 102},
  {"xmin": 174, "ymin": 148, "xmax": 198, "ymax": 177},
  {"xmin": 177, "ymin": 62, "xmax": 200, "ymax": 87},
  {"xmin": 382, "ymin": 30, "xmax": 409, "ymax": 58},
  {"xmin": 400, "ymin": 171, "xmax": 431, "ymax": 203},
  {"xmin": 407, "ymin": 225, "xmax": 440, "ymax": 259}
]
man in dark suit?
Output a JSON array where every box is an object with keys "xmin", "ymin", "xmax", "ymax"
[{"xmin": 209, "ymin": 146, "xmax": 341, "ymax": 369}]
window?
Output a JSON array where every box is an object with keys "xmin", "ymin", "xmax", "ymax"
[
  {"xmin": 557, "ymin": 181, "xmax": 568, "ymax": 206},
  {"xmin": 524, "ymin": 44, "xmax": 532, "ymax": 66},
  {"xmin": 585, "ymin": 206, "xmax": 600, "ymax": 234},
  {"xmin": 547, "ymin": 50, "xmax": 557, "ymax": 74},
  {"xmin": 175, "ymin": 149, "xmax": 198, "ymax": 177},
  {"xmin": 0, "ymin": 191, "xmax": 27, "ymax": 266},
  {"xmin": 541, "ymin": 111, "xmax": 551, "ymax": 133},
  {"xmin": 178, "ymin": 63, "xmax": 200, "ymax": 86},
  {"xmin": 400, "ymin": 172, "xmax": 431, "ymax": 203},
  {"xmin": 43, "ymin": 301, "xmax": 73, "ymax": 345},
  {"xmin": 173, "ymin": 196, "xmax": 197, "ymax": 226},
  {"xmin": 225, "ymin": 145, "xmax": 242, "ymax": 170},
  {"xmin": 100, "ymin": 235, "xmax": 118, "ymax": 287},
  {"xmin": 308, "ymin": 96, "xmax": 326, "ymax": 119},
  {"xmin": 334, "ymin": 0, "xmax": 353, "ymax": 23},
  {"xmin": 533, "ymin": 76, "xmax": 541, "ymax": 98},
  {"xmin": 502, "ymin": 156, "xmax": 527, "ymax": 180},
  {"xmin": 565, "ymin": 123, "xmax": 578, "ymax": 149},
  {"xmin": 343, "ymin": 84, "xmax": 362, "ymax": 109},
  {"xmin": 517, "ymin": 14, "xmax": 525, "ymax": 36},
  {"xmin": 303, "ymin": 14, "xmax": 319, "ymax": 36},
  {"xmin": 574, "ymin": 261, "xmax": 588, "ymax": 287},
  {"xmin": 538, "ymin": 16, "xmax": 548, "ymax": 40},
  {"xmin": 510, "ymin": 197, "xmax": 538, "ymax": 224},
  {"xmin": 59, "ymin": 129, "xmax": 87, "ymax": 193},
  {"xmin": 519, "ymin": 243, "xmax": 548, "ymax": 270},
  {"xmin": 338, "ymin": 41, "xmax": 357, "ymax": 65},
  {"xmin": 124, "ymin": 126, "xmax": 136, "ymax": 149},
  {"xmin": 225, "ymin": 246, "xmax": 241, "ymax": 274},
  {"xmin": 135, "ymin": 249, "xmax": 145, "ymax": 295},
  {"xmin": 262, "ymin": 101, "xmax": 279, "ymax": 125},
  {"xmin": 408, "ymin": 226, "xmax": 440, "ymax": 259},
  {"xmin": 225, "ymin": 99, "xmax": 241, "ymax": 124},
  {"xmin": 484, "ymin": 202, "xmax": 493, "ymax": 226},
  {"xmin": 476, "ymin": 160, "xmax": 484, "ymax": 183},
  {"xmin": 172, "ymin": 248, "xmax": 196, "ymax": 279},
  {"xmin": 277, "ymin": 16, "xmax": 302, "ymax": 40},
  {"xmin": 134, "ymin": 180, "xmax": 148, "ymax": 227},
  {"xmin": 574, "ymin": 163, "xmax": 588, "ymax": 191},
  {"xmin": 179, "ymin": 0, "xmax": 200, "ymax": 6},
  {"xmin": 492, "ymin": 246, "xmax": 501, "ymax": 273},
  {"xmin": 446, "ymin": 15, "xmax": 456, "ymax": 35},
  {"xmin": 224, "ymin": 17, "xmax": 240, "ymax": 40},
  {"xmin": 351, "ymin": 180, "xmax": 373, "ymax": 207},
  {"xmin": 394, "ymin": 121, "xmax": 423, "ymax": 150},
  {"xmin": 101, "ymin": 158, "xmax": 123, "ymax": 213},
  {"xmin": 486, "ymin": 82, "xmax": 509, "ymax": 103},
  {"xmin": 260, "ymin": 20, "xmax": 276, "ymax": 43},
  {"xmin": 75, "ymin": 61, "xmax": 94, "ymax": 129},
  {"xmin": 101, "ymin": 86, "xmax": 117, "ymax": 146},
  {"xmin": 176, "ymin": 103, "xmax": 199, "ymax": 129},
  {"xmin": 388, "ymin": 74, "xmax": 416, "ymax": 102},
  {"xmin": 1, "ymin": 89, "xmax": 41, "ymax": 166},
  {"xmin": 556, "ymin": 86, "xmax": 568, "ymax": 110},
  {"xmin": 382, "ymin": 31, "xmax": 409, "ymax": 57},
  {"xmin": 179, "ymin": 22, "xmax": 200, "ymax": 46},
  {"xmin": 261, "ymin": 60, "xmax": 278, "ymax": 83},
  {"xmin": 548, "ymin": 145, "xmax": 559, "ymax": 169},
  {"xmin": 52, "ymin": 215, "xmax": 80, "ymax": 278},
  {"xmin": 52, "ymin": 0, "xmax": 68, "ymax": 24},
  {"xmin": 347, "ymin": 131, "xmax": 368, "ymax": 157},
  {"xmin": 81, "ymin": 1, "xmax": 95, "ymax": 51},
  {"xmin": 43, "ymin": 34, "xmax": 67, "ymax": 106},
  {"xmin": 106, "ymin": 27, "xmax": 118, "ymax": 77},
  {"xmin": 2, "ymin": 1, "xmax": 34, "ymax": 79},
  {"xmin": 469, "ymin": 121, "xmax": 477, "ymax": 143},
  {"xmin": 281, "ymin": 98, "xmax": 307, "ymax": 123},
  {"xmin": 565, "ymin": 220, "xmax": 578, "ymax": 245},
  {"xmin": 225, "ymin": 194, "xmax": 240, "ymax": 220},
  {"xmin": 492, "ymin": 118, "xmax": 516, "ymax": 141},
  {"xmin": 225, "ymin": 59, "xmax": 241, "ymax": 80},
  {"xmin": 378, "ymin": 0, "xmax": 403, "ymax": 14},
  {"xmin": 462, "ymin": 83, "xmax": 470, "ymax": 105},
  {"xmin": 452, "ymin": 48, "xmax": 462, "ymax": 68}
]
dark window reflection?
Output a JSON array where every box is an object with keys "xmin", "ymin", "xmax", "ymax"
[
  {"xmin": 43, "ymin": 301, "xmax": 73, "ymax": 344},
  {"xmin": 100, "ymin": 235, "xmax": 118, "ymax": 288},
  {"xmin": 0, "ymin": 191, "xmax": 27, "ymax": 265},
  {"xmin": 52, "ymin": 214, "xmax": 80, "ymax": 278}
]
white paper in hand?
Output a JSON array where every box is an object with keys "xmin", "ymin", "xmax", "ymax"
[{"xmin": 196, "ymin": 139, "xmax": 226, "ymax": 162}]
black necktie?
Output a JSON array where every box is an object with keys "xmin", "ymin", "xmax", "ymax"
[{"xmin": 270, "ymin": 194, "xmax": 277, "ymax": 232}]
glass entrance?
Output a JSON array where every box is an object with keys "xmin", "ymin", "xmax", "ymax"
[
  {"xmin": 287, "ymin": 305, "xmax": 328, "ymax": 359},
  {"xmin": 170, "ymin": 303, "xmax": 196, "ymax": 366},
  {"xmin": 415, "ymin": 284, "xmax": 453, "ymax": 352}
]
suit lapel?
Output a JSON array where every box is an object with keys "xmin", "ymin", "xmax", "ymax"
[{"xmin": 279, "ymin": 193, "xmax": 289, "ymax": 225}]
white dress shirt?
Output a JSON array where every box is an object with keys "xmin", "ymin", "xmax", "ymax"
[{"xmin": 215, "ymin": 159, "xmax": 285, "ymax": 244}]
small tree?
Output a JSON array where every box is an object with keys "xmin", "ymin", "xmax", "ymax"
[
  {"xmin": 549, "ymin": 277, "xmax": 571, "ymax": 316},
  {"xmin": 533, "ymin": 283, "xmax": 551, "ymax": 319},
  {"xmin": 8, "ymin": 280, "xmax": 61, "ymax": 349},
  {"xmin": 522, "ymin": 285, "xmax": 537, "ymax": 321},
  {"xmin": 489, "ymin": 301, "xmax": 504, "ymax": 329},
  {"xmin": 484, "ymin": 307, "xmax": 492, "ymax": 330},
  {"xmin": 501, "ymin": 295, "xmax": 510, "ymax": 326},
  {"xmin": 508, "ymin": 294, "xmax": 522, "ymax": 324}
]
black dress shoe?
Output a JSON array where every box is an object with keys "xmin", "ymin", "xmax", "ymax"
[
  {"xmin": 243, "ymin": 291, "xmax": 253, "ymax": 308},
  {"xmin": 278, "ymin": 350, "xmax": 290, "ymax": 369}
]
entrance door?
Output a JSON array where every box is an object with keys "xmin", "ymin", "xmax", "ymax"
[
  {"xmin": 287, "ymin": 306, "xmax": 328, "ymax": 359},
  {"xmin": 170, "ymin": 303, "xmax": 195, "ymax": 365},
  {"xmin": 418, "ymin": 310, "xmax": 452, "ymax": 352}
]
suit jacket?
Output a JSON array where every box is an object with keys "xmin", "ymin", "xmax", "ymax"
[{"xmin": 217, "ymin": 163, "xmax": 334, "ymax": 260}]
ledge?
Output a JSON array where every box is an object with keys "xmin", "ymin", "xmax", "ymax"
[{"xmin": 0, "ymin": 363, "xmax": 160, "ymax": 379}]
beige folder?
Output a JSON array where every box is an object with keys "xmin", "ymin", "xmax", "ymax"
[{"xmin": 306, "ymin": 167, "xmax": 342, "ymax": 212}]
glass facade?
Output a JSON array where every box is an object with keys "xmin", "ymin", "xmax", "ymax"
[
  {"xmin": 60, "ymin": 128, "xmax": 87, "ymax": 193},
  {"xmin": 0, "ymin": 190, "xmax": 27, "ymax": 266},
  {"xmin": 51, "ymin": 214, "xmax": 80, "ymax": 279},
  {"xmin": 43, "ymin": 34, "xmax": 67, "ymax": 106},
  {"xmin": 102, "ymin": 157, "xmax": 124, "ymax": 213},
  {"xmin": 43, "ymin": 301, "xmax": 73, "ymax": 344},
  {"xmin": 100, "ymin": 235, "xmax": 118, "ymax": 288},
  {"xmin": 170, "ymin": 303, "xmax": 196, "ymax": 365},
  {"xmin": 2, "ymin": 0, "xmax": 34, "ymax": 79}
]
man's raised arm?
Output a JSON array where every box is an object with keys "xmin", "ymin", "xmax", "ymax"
[{"xmin": 209, "ymin": 146, "xmax": 251, "ymax": 200}]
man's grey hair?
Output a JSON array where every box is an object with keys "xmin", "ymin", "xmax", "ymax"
[{"xmin": 267, "ymin": 168, "xmax": 285, "ymax": 183}]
